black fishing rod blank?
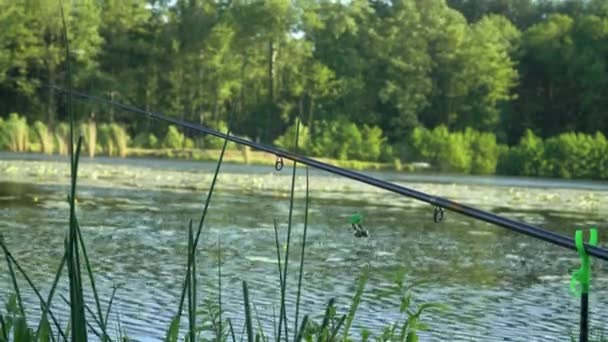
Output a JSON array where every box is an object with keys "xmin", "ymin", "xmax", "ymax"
[{"xmin": 56, "ymin": 86, "xmax": 608, "ymax": 262}]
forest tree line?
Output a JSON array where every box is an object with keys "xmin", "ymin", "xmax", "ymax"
[{"xmin": 1, "ymin": 0, "xmax": 607, "ymax": 178}]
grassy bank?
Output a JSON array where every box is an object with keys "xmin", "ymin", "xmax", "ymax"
[
  {"xmin": 127, "ymin": 147, "xmax": 419, "ymax": 172},
  {"xmin": 4, "ymin": 113, "xmax": 608, "ymax": 179}
]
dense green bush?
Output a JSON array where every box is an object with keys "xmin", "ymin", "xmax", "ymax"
[
  {"xmin": 468, "ymin": 129, "xmax": 501, "ymax": 175},
  {"xmin": 80, "ymin": 120, "xmax": 97, "ymax": 157},
  {"xmin": 496, "ymin": 130, "xmax": 608, "ymax": 179},
  {"xmin": 54, "ymin": 122, "xmax": 70, "ymax": 155},
  {"xmin": 201, "ymin": 120, "xmax": 230, "ymax": 149},
  {"xmin": 355, "ymin": 124, "xmax": 385, "ymax": 161},
  {"xmin": 162, "ymin": 125, "xmax": 184, "ymax": 149},
  {"xmin": 542, "ymin": 132, "xmax": 608, "ymax": 179},
  {"xmin": 273, "ymin": 121, "xmax": 310, "ymax": 152},
  {"xmin": 110, "ymin": 123, "xmax": 129, "ymax": 157},
  {"xmin": 409, "ymin": 126, "xmax": 503, "ymax": 174},
  {"xmin": 133, "ymin": 132, "xmax": 159, "ymax": 149},
  {"xmin": 33, "ymin": 121, "xmax": 54, "ymax": 154},
  {"xmin": 98, "ymin": 124, "xmax": 116, "ymax": 156},
  {"xmin": 299, "ymin": 118, "xmax": 388, "ymax": 161},
  {"xmin": 0, "ymin": 113, "xmax": 29, "ymax": 152}
]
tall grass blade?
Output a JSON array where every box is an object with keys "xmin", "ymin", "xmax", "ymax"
[
  {"xmin": 272, "ymin": 219, "xmax": 283, "ymax": 285},
  {"xmin": 116, "ymin": 311, "xmax": 123, "ymax": 341},
  {"xmin": 0, "ymin": 313, "xmax": 8, "ymax": 341},
  {"xmin": 188, "ymin": 221, "xmax": 196, "ymax": 342},
  {"xmin": 0, "ymin": 242, "xmax": 65, "ymax": 341},
  {"xmin": 242, "ymin": 281, "xmax": 254, "ymax": 342},
  {"xmin": 104, "ymin": 285, "xmax": 119, "ymax": 329},
  {"xmin": 59, "ymin": 4, "xmax": 74, "ymax": 167},
  {"xmin": 60, "ymin": 0, "xmax": 88, "ymax": 339},
  {"xmin": 342, "ymin": 268, "xmax": 368, "ymax": 340},
  {"xmin": 272, "ymin": 218, "xmax": 288, "ymax": 340},
  {"xmin": 217, "ymin": 235, "xmax": 223, "ymax": 342},
  {"xmin": 37, "ymin": 252, "xmax": 66, "ymax": 339},
  {"xmin": 252, "ymin": 303, "xmax": 266, "ymax": 342},
  {"xmin": 320, "ymin": 298, "xmax": 336, "ymax": 332},
  {"xmin": 165, "ymin": 317, "xmax": 180, "ymax": 342},
  {"xmin": 1, "ymin": 239, "xmax": 24, "ymax": 318},
  {"xmin": 294, "ymin": 167, "xmax": 310, "ymax": 340},
  {"xmin": 172, "ymin": 129, "xmax": 230, "ymax": 334},
  {"xmin": 272, "ymin": 306, "xmax": 277, "ymax": 341},
  {"xmin": 81, "ymin": 300, "xmax": 105, "ymax": 339},
  {"xmin": 66, "ymin": 137, "xmax": 87, "ymax": 342},
  {"xmin": 329, "ymin": 315, "xmax": 346, "ymax": 341},
  {"xmin": 60, "ymin": 294, "xmax": 105, "ymax": 340},
  {"xmin": 294, "ymin": 315, "xmax": 308, "ymax": 342},
  {"xmin": 13, "ymin": 315, "xmax": 33, "ymax": 341},
  {"xmin": 228, "ymin": 318, "xmax": 237, "ymax": 342},
  {"xmin": 76, "ymin": 218, "xmax": 110, "ymax": 340},
  {"xmin": 278, "ymin": 118, "xmax": 301, "ymax": 342}
]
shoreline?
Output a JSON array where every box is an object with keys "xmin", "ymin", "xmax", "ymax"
[
  {"xmin": 0, "ymin": 147, "xmax": 427, "ymax": 172},
  {"xmin": 1, "ymin": 150, "xmax": 608, "ymax": 190}
]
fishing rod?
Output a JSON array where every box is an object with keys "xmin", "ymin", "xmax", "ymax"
[{"xmin": 52, "ymin": 86, "xmax": 608, "ymax": 262}]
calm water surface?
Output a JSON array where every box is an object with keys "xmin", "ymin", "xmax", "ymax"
[{"xmin": 0, "ymin": 153, "xmax": 607, "ymax": 341}]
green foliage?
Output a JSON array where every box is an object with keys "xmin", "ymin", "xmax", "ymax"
[
  {"xmin": 1, "ymin": 113, "xmax": 29, "ymax": 153},
  {"xmin": 80, "ymin": 120, "xmax": 97, "ymax": 158},
  {"xmin": 133, "ymin": 132, "xmax": 158, "ymax": 149},
  {"xmin": 98, "ymin": 124, "xmax": 115, "ymax": 156},
  {"xmin": 542, "ymin": 132, "xmax": 607, "ymax": 179},
  {"xmin": 274, "ymin": 121, "xmax": 310, "ymax": 152},
  {"xmin": 162, "ymin": 125, "xmax": 184, "ymax": 149},
  {"xmin": 497, "ymin": 129, "xmax": 545, "ymax": 176},
  {"xmin": 97, "ymin": 123, "xmax": 129, "ymax": 157},
  {"xmin": 410, "ymin": 126, "xmax": 504, "ymax": 174},
  {"xmin": 110, "ymin": 123, "xmax": 129, "ymax": 158},
  {"xmin": 357, "ymin": 125, "xmax": 385, "ymax": 162},
  {"xmin": 201, "ymin": 121, "xmax": 229, "ymax": 149},
  {"xmin": 307, "ymin": 119, "xmax": 388, "ymax": 161},
  {"xmin": 32, "ymin": 121, "xmax": 54, "ymax": 154},
  {"xmin": 54, "ymin": 123, "xmax": 70, "ymax": 156},
  {"xmin": 496, "ymin": 130, "xmax": 608, "ymax": 179},
  {"xmin": 184, "ymin": 137, "xmax": 195, "ymax": 149},
  {"xmin": 469, "ymin": 129, "xmax": 501, "ymax": 175}
]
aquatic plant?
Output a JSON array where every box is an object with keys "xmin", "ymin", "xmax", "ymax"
[
  {"xmin": 33, "ymin": 121, "xmax": 54, "ymax": 155},
  {"xmin": 1, "ymin": 113, "xmax": 29, "ymax": 153},
  {"xmin": 98, "ymin": 123, "xmax": 115, "ymax": 156},
  {"xmin": 109, "ymin": 123, "xmax": 129, "ymax": 158},
  {"xmin": 80, "ymin": 118, "xmax": 97, "ymax": 158},
  {"xmin": 54, "ymin": 122, "xmax": 70, "ymax": 155}
]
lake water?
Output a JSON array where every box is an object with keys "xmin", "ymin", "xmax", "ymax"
[{"xmin": 0, "ymin": 152, "xmax": 607, "ymax": 341}]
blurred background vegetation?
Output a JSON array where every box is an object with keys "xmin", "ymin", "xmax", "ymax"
[{"xmin": 0, "ymin": 0, "xmax": 607, "ymax": 179}]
